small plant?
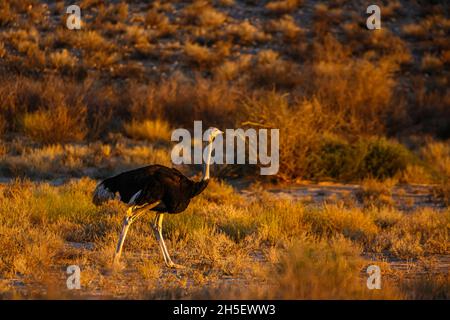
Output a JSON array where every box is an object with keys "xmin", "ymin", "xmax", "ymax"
[
  {"xmin": 358, "ymin": 138, "xmax": 414, "ymax": 180},
  {"xmin": 226, "ymin": 20, "xmax": 269, "ymax": 44},
  {"xmin": 421, "ymin": 54, "xmax": 443, "ymax": 72},
  {"xmin": 274, "ymin": 237, "xmax": 401, "ymax": 299},
  {"xmin": 402, "ymin": 23, "xmax": 427, "ymax": 39},
  {"xmin": 22, "ymin": 105, "xmax": 87, "ymax": 144},
  {"xmin": 265, "ymin": 0, "xmax": 302, "ymax": 15},
  {"xmin": 182, "ymin": 1, "xmax": 227, "ymax": 27},
  {"xmin": 49, "ymin": 49, "xmax": 78, "ymax": 71},
  {"xmin": 123, "ymin": 119, "xmax": 172, "ymax": 143},
  {"xmin": 184, "ymin": 42, "xmax": 215, "ymax": 67},
  {"xmin": 356, "ymin": 178, "xmax": 396, "ymax": 208},
  {"xmin": 267, "ymin": 15, "xmax": 304, "ymax": 42}
]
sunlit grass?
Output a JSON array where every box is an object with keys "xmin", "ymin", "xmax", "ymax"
[{"xmin": 2, "ymin": 179, "xmax": 447, "ymax": 298}]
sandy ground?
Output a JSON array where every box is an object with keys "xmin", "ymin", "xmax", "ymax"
[{"xmin": 245, "ymin": 182, "xmax": 445, "ymax": 211}]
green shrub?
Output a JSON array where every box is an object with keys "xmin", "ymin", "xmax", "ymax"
[
  {"xmin": 358, "ymin": 138, "xmax": 414, "ymax": 179},
  {"xmin": 308, "ymin": 135, "xmax": 362, "ymax": 180},
  {"xmin": 306, "ymin": 136, "xmax": 414, "ymax": 181}
]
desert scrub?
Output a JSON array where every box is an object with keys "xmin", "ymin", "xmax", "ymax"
[
  {"xmin": 48, "ymin": 49, "xmax": 78, "ymax": 72},
  {"xmin": 0, "ymin": 180, "xmax": 76, "ymax": 277},
  {"xmin": 194, "ymin": 179, "xmax": 242, "ymax": 205},
  {"xmin": 271, "ymin": 237, "xmax": 402, "ymax": 299},
  {"xmin": 0, "ymin": 179, "xmax": 448, "ymax": 298},
  {"xmin": 0, "ymin": 226, "xmax": 64, "ymax": 278},
  {"xmin": 309, "ymin": 136, "xmax": 415, "ymax": 181},
  {"xmin": 164, "ymin": 180, "xmax": 244, "ymax": 242},
  {"xmin": 255, "ymin": 201, "xmax": 307, "ymax": 244},
  {"xmin": 303, "ymin": 205, "xmax": 379, "ymax": 245},
  {"xmin": 22, "ymin": 104, "xmax": 87, "ymax": 144},
  {"xmin": 369, "ymin": 208, "xmax": 449, "ymax": 258},
  {"xmin": 355, "ymin": 178, "xmax": 396, "ymax": 208},
  {"xmin": 307, "ymin": 134, "xmax": 363, "ymax": 181},
  {"xmin": 241, "ymin": 91, "xmax": 416, "ymax": 180},
  {"xmin": 182, "ymin": 1, "xmax": 228, "ymax": 27},
  {"xmin": 400, "ymin": 274, "xmax": 450, "ymax": 300},
  {"xmin": 390, "ymin": 209, "xmax": 449, "ymax": 257},
  {"xmin": 357, "ymin": 138, "xmax": 414, "ymax": 180},
  {"xmin": 250, "ymin": 50, "xmax": 300, "ymax": 88},
  {"xmin": 226, "ymin": 20, "xmax": 270, "ymax": 44},
  {"xmin": 0, "ymin": 141, "xmax": 171, "ymax": 179},
  {"xmin": 0, "ymin": 178, "xmax": 123, "ymax": 279},
  {"xmin": 266, "ymin": 15, "xmax": 304, "ymax": 42},
  {"xmin": 123, "ymin": 119, "xmax": 172, "ymax": 143},
  {"xmin": 420, "ymin": 141, "xmax": 450, "ymax": 179},
  {"xmin": 265, "ymin": 0, "xmax": 303, "ymax": 15}
]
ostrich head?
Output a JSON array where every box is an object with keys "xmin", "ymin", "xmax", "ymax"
[{"xmin": 207, "ymin": 127, "xmax": 224, "ymax": 142}]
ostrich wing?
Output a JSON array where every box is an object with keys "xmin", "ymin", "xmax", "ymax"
[{"xmin": 94, "ymin": 165, "xmax": 192, "ymax": 207}]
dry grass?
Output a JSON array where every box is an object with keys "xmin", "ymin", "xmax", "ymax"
[
  {"xmin": 356, "ymin": 178, "xmax": 397, "ymax": 208},
  {"xmin": 0, "ymin": 0, "xmax": 449, "ymax": 299},
  {"xmin": 123, "ymin": 119, "xmax": 172, "ymax": 143},
  {"xmin": 0, "ymin": 179, "xmax": 447, "ymax": 299},
  {"xmin": 402, "ymin": 23, "xmax": 427, "ymax": 39},
  {"xmin": 48, "ymin": 49, "xmax": 78, "ymax": 71},
  {"xmin": 420, "ymin": 141, "xmax": 450, "ymax": 204},
  {"xmin": 226, "ymin": 20, "xmax": 270, "ymax": 44},
  {"xmin": 182, "ymin": 1, "xmax": 228, "ymax": 27},
  {"xmin": 184, "ymin": 42, "xmax": 215, "ymax": 66},
  {"xmin": 22, "ymin": 105, "xmax": 87, "ymax": 144},
  {"xmin": 267, "ymin": 15, "xmax": 304, "ymax": 42},
  {"xmin": 0, "ymin": 141, "xmax": 171, "ymax": 179},
  {"xmin": 0, "ymin": 1, "xmax": 447, "ymax": 183},
  {"xmin": 421, "ymin": 54, "xmax": 443, "ymax": 72},
  {"xmin": 270, "ymin": 238, "xmax": 402, "ymax": 299},
  {"xmin": 266, "ymin": 0, "xmax": 302, "ymax": 15}
]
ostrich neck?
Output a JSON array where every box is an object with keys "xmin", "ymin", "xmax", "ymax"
[{"xmin": 202, "ymin": 140, "xmax": 213, "ymax": 181}]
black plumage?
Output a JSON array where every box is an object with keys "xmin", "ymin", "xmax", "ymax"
[{"xmin": 93, "ymin": 164, "xmax": 209, "ymax": 213}]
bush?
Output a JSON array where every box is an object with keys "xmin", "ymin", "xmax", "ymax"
[
  {"xmin": 274, "ymin": 237, "xmax": 401, "ymax": 299},
  {"xmin": 307, "ymin": 135, "xmax": 362, "ymax": 180},
  {"xmin": 124, "ymin": 119, "xmax": 172, "ymax": 143},
  {"xmin": 358, "ymin": 138, "xmax": 414, "ymax": 179},
  {"xmin": 265, "ymin": 0, "xmax": 302, "ymax": 15},
  {"xmin": 22, "ymin": 105, "xmax": 87, "ymax": 144},
  {"xmin": 355, "ymin": 178, "xmax": 396, "ymax": 208},
  {"xmin": 310, "ymin": 137, "xmax": 415, "ymax": 181}
]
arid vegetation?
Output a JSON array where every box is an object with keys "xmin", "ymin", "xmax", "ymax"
[
  {"xmin": 0, "ymin": 1, "xmax": 448, "ymax": 182},
  {"xmin": 0, "ymin": 0, "xmax": 449, "ymax": 299},
  {"xmin": 0, "ymin": 179, "xmax": 448, "ymax": 299}
]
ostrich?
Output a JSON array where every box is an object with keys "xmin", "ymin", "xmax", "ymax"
[{"xmin": 92, "ymin": 127, "xmax": 223, "ymax": 268}]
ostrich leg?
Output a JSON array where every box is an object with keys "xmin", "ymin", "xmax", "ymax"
[
  {"xmin": 113, "ymin": 202, "xmax": 159, "ymax": 266},
  {"xmin": 152, "ymin": 213, "xmax": 184, "ymax": 269}
]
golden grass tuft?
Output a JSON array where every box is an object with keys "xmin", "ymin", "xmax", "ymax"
[
  {"xmin": 421, "ymin": 54, "xmax": 443, "ymax": 72},
  {"xmin": 226, "ymin": 20, "xmax": 269, "ymax": 44},
  {"xmin": 356, "ymin": 178, "xmax": 397, "ymax": 208},
  {"xmin": 273, "ymin": 237, "xmax": 402, "ymax": 299},
  {"xmin": 267, "ymin": 15, "xmax": 304, "ymax": 42},
  {"xmin": 183, "ymin": 1, "xmax": 227, "ymax": 27},
  {"xmin": 0, "ymin": 178, "xmax": 447, "ymax": 298},
  {"xmin": 22, "ymin": 105, "xmax": 87, "ymax": 144},
  {"xmin": 266, "ymin": 0, "xmax": 302, "ymax": 15},
  {"xmin": 123, "ymin": 119, "xmax": 172, "ymax": 143},
  {"xmin": 184, "ymin": 42, "xmax": 214, "ymax": 66},
  {"xmin": 49, "ymin": 49, "xmax": 78, "ymax": 71}
]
